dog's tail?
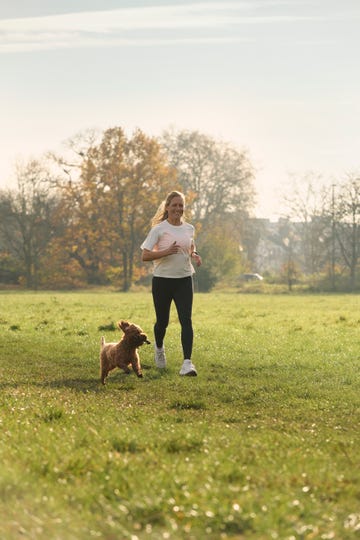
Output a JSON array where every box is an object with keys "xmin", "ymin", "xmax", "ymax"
[{"xmin": 100, "ymin": 336, "xmax": 105, "ymax": 349}]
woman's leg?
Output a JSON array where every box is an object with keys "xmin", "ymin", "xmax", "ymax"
[
  {"xmin": 152, "ymin": 277, "xmax": 173, "ymax": 348},
  {"xmin": 173, "ymin": 277, "xmax": 193, "ymax": 360}
]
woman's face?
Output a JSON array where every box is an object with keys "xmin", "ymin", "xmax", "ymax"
[{"xmin": 166, "ymin": 196, "xmax": 184, "ymax": 222}]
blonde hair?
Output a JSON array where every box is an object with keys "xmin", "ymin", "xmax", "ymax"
[{"xmin": 151, "ymin": 191, "xmax": 185, "ymax": 226}]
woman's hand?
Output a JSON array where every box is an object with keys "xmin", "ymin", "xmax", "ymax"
[
  {"xmin": 191, "ymin": 252, "xmax": 202, "ymax": 267},
  {"xmin": 166, "ymin": 241, "xmax": 180, "ymax": 255}
]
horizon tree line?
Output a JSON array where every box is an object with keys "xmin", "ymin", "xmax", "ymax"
[{"xmin": 0, "ymin": 126, "xmax": 358, "ymax": 291}]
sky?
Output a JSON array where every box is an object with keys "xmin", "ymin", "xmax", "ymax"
[{"xmin": 1, "ymin": 0, "xmax": 359, "ymax": 219}]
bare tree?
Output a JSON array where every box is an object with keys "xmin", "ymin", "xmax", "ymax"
[
  {"xmin": 0, "ymin": 159, "xmax": 59, "ymax": 288},
  {"xmin": 282, "ymin": 173, "xmax": 330, "ymax": 275},
  {"xmin": 334, "ymin": 174, "xmax": 360, "ymax": 291},
  {"xmin": 161, "ymin": 129, "xmax": 256, "ymax": 224}
]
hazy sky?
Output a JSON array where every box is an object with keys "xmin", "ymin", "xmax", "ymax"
[{"xmin": 1, "ymin": 0, "xmax": 359, "ymax": 218}]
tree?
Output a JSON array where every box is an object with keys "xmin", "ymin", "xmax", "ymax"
[
  {"xmin": 95, "ymin": 127, "xmax": 177, "ymax": 290},
  {"xmin": 161, "ymin": 129, "xmax": 256, "ymax": 224},
  {"xmin": 334, "ymin": 174, "xmax": 359, "ymax": 291},
  {"xmin": 0, "ymin": 159, "xmax": 59, "ymax": 288},
  {"xmin": 282, "ymin": 173, "xmax": 330, "ymax": 275},
  {"xmin": 280, "ymin": 172, "xmax": 359, "ymax": 291},
  {"xmin": 52, "ymin": 127, "xmax": 176, "ymax": 290},
  {"xmin": 195, "ymin": 218, "xmax": 243, "ymax": 291}
]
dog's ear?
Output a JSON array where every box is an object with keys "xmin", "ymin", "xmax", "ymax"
[{"xmin": 118, "ymin": 320, "xmax": 130, "ymax": 332}]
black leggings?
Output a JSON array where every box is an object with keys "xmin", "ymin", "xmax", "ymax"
[{"xmin": 152, "ymin": 276, "xmax": 194, "ymax": 360}]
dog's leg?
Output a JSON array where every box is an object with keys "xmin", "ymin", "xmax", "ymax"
[
  {"xmin": 101, "ymin": 372, "xmax": 109, "ymax": 384},
  {"xmin": 131, "ymin": 352, "xmax": 143, "ymax": 378},
  {"xmin": 100, "ymin": 338, "xmax": 107, "ymax": 384},
  {"xmin": 100, "ymin": 367, "xmax": 108, "ymax": 385},
  {"xmin": 100, "ymin": 353, "xmax": 109, "ymax": 385}
]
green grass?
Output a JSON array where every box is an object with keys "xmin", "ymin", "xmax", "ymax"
[{"xmin": 0, "ymin": 291, "xmax": 359, "ymax": 539}]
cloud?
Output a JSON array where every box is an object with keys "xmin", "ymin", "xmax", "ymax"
[{"xmin": 0, "ymin": 2, "xmax": 321, "ymax": 53}]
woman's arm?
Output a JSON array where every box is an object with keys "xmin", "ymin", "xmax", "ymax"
[{"xmin": 141, "ymin": 242, "xmax": 180, "ymax": 262}]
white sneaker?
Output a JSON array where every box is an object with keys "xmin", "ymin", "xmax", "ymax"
[
  {"xmin": 179, "ymin": 359, "xmax": 197, "ymax": 376},
  {"xmin": 154, "ymin": 346, "xmax": 166, "ymax": 368}
]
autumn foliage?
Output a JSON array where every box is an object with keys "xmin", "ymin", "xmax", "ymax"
[
  {"xmin": 0, "ymin": 126, "xmax": 256, "ymax": 291},
  {"xmin": 44, "ymin": 128, "xmax": 178, "ymax": 290}
]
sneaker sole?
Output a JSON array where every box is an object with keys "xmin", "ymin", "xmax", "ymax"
[{"xmin": 180, "ymin": 370, "xmax": 197, "ymax": 376}]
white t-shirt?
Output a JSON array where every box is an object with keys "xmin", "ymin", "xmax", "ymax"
[{"xmin": 141, "ymin": 220, "xmax": 195, "ymax": 278}]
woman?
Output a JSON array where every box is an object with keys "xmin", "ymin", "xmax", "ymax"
[{"xmin": 141, "ymin": 191, "xmax": 202, "ymax": 376}]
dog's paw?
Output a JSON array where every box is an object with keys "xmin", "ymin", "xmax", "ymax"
[{"xmin": 137, "ymin": 373, "xmax": 143, "ymax": 378}]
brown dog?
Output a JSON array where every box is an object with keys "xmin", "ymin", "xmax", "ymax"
[{"xmin": 100, "ymin": 320, "xmax": 150, "ymax": 384}]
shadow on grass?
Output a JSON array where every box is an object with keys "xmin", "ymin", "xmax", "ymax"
[
  {"xmin": 45, "ymin": 367, "xmax": 165, "ymax": 391},
  {"xmin": 46, "ymin": 378, "xmax": 104, "ymax": 392},
  {"xmin": 0, "ymin": 378, "xmax": 102, "ymax": 393},
  {"xmin": 0, "ymin": 364, "xmax": 168, "ymax": 393}
]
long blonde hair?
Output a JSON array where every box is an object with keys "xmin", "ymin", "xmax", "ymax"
[{"xmin": 151, "ymin": 191, "xmax": 185, "ymax": 226}]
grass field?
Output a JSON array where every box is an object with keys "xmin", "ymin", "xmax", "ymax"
[{"xmin": 0, "ymin": 291, "xmax": 359, "ymax": 540}]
